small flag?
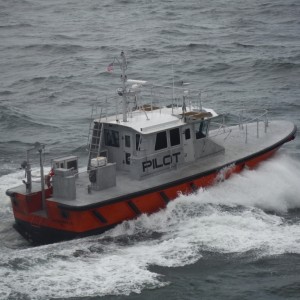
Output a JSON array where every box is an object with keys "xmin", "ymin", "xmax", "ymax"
[{"xmin": 106, "ymin": 62, "xmax": 114, "ymax": 72}]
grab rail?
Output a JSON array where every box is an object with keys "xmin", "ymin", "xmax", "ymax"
[{"xmin": 209, "ymin": 109, "xmax": 269, "ymax": 143}]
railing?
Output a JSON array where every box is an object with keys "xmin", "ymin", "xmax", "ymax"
[
  {"xmin": 209, "ymin": 109, "xmax": 269, "ymax": 143},
  {"xmin": 237, "ymin": 109, "xmax": 268, "ymax": 130},
  {"xmin": 90, "ymin": 84, "xmax": 204, "ymax": 124}
]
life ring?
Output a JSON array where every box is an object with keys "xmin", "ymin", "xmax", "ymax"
[
  {"xmin": 45, "ymin": 168, "xmax": 54, "ymax": 188},
  {"xmin": 89, "ymin": 170, "xmax": 97, "ymax": 183},
  {"xmin": 45, "ymin": 175, "xmax": 51, "ymax": 188},
  {"xmin": 49, "ymin": 167, "xmax": 55, "ymax": 177}
]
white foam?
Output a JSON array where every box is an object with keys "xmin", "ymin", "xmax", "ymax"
[
  {"xmin": 198, "ymin": 153, "xmax": 300, "ymax": 212},
  {"xmin": 0, "ymin": 154, "xmax": 300, "ymax": 299},
  {"xmin": 0, "ymin": 170, "xmax": 24, "ymax": 214},
  {"xmin": 0, "ymin": 167, "xmax": 50, "ymax": 214},
  {"xmin": 0, "ymin": 238, "xmax": 167, "ymax": 299}
]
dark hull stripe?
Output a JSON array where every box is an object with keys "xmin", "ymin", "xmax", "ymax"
[
  {"xmin": 127, "ymin": 201, "xmax": 141, "ymax": 215},
  {"xmin": 92, "ymin": 210, "xmax": 108, "ymax": 224},
  {"xmin": 159, "ymin": 191, "xmax": 170, "ymax": 204},
  {"xmin": 190, "ymin": 182, "xmax": 197, "ymax": 192}
]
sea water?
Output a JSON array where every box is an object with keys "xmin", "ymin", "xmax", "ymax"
[{"xmin": 0, "ymin": 0, "xmax": 300, "ymax": 299}]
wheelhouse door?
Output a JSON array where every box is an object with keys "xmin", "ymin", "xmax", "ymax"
[
  {"xmin": 123, "ymin": 131, "xmax": 133, "ymax": 170},
  {"xmin": 182, "ymin": 126, "xmax": 195, "ymax": 163}
]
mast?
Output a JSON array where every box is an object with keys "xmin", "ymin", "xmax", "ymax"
[
  {"xmin": 21, "ymin": 142, "xmax": 46, "ymax": 209},
  {"xmin": 38, "ymin": 144, "xmax": 46, "ymax": 209},
  {"xmin": 120, "ymin": 51, "xmax": 128, "ymax": 122}
]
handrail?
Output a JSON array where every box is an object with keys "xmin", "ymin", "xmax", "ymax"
[
  {"xmin": 93, "ymin": 83, "xmax": 204, "ymax": 122},
  {"xmin": 208, "ymin": 109, "xmax": 269, "ymax": 143},
  {"xmin": 237, "ymin": 109, "xmax": 268, "ymax": 129}
]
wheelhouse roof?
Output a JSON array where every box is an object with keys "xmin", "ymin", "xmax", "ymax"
[{"xmin": 95, "ymin": 106, "xmax": 217, "ymax": 134}]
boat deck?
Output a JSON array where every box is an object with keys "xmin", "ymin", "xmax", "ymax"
[
  {"xmin": 7, "ymin": 120, "xmax": 295, "ymax": 209},
  {"xmin": 46, "ymin": 120, "xmax": 295, "ymax": 208}
]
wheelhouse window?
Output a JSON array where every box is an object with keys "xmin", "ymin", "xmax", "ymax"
[
  {"xmin": 170, "ymin": 128, "xmax": 180, "ymax": 146},
  {"xmin": 185, "ymin": 128, "xmax": 191, "ymax": 140},
  {"xmin": 104, "ymin": 129, "xmax": 120, "ymax": 147},
  {"xmin": 155, "ymin": 131, "xmax": 167, "ymax": 151},
  {"xmin": 125, "ymin": 135, "xmax": 130, "ymax": 148},
  {"xmin": 67, "ymin": 160, "xmax": 77, "ymax": 170},
  {"xmin": 195, "ymin": 121, "xmax": 208, "ymax": 139}
]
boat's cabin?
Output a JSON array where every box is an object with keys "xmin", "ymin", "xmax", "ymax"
[
  {"xmin": 88, "ymin": 106, "xmax": 223, "ymax": 181},
  {"xmin": 50, "ymin": 69, "xmax": 225, "ymax": 193}
]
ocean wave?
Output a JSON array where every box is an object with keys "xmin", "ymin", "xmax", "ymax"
[
  {"xmin": 162, "ymin": 43, "xmax": 217, "ymax": 56},
  {"xmin": 252, "ymin": 56, "xmax": 300, "ymax": 72},
  {"xmin": 188, "ymin": 43, "xmax": 213, "ymax": 49},
  {"xmin": 0, "ymin": 0, "xmax": 31, "ymax": 8},
  {"xmin": 72, "ymin": 144, "xmax": 89, "ymax": 155},
  {"xmin": 193, "ymin": 62, "xmax": 232, "ymax": 74},
  {"xmin": 232, "ymin": 42, "xmax": 289, "ymax": 50},
  {"xmin": 233, "ymin": 42, "xmax": 256, "ymax": 48},
  {"xmin": 159, "ymin": 29, "xmax": 185, "ymax": 36},
  {"xmin": 0, "ymin": 105, "xmax": 60, "ymax": 131},
  {"xmin": 128, "ymin": 48, "xmax": 166, "ymax": 60},
  {"xmin": 0, "ymin": 140, "xmax": 41, "ymax": 148},
  {"xmin": 8, "ymin": 74, "xmax": 74, "ymax": 89},
  {"xmin": 258, "ymin": 2, "xmax": 300, "ymax": 10},
  {"xmin": 114, "ymin": 0, "xmax": 134, "ymax": 4},
  {"xmin": 51, "ymin": 34, "xmax": 77, "ymax": 41},
  {"xmin": 23, "ymin": 43, "xmax": 85, "ymax": 54},
  {"xmin": 0, "ymin": 23, "xmax": 32, "ymax": 29},
  {"xmin": 0, "ymin": 90, "xmax": 13, "ymax": 96}
]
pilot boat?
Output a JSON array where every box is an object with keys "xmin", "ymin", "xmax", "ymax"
[{"xmin": 6, "ymin": 52, "xmax": 297, "ymax": 244}]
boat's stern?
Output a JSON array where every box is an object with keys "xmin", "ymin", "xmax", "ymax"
[{"xmin": 6, "ymin": 184, "xmax": 53, "ymax": 242}]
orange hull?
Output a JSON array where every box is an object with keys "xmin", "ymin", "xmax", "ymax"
[{"xmin": 9, "ymin": 145, "xmax": 280, "ymax": 244}]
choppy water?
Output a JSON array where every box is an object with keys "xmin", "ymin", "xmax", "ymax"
[{"xmin": 1, "ymin": 0, "xmax": 300, "ymax": 299}]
